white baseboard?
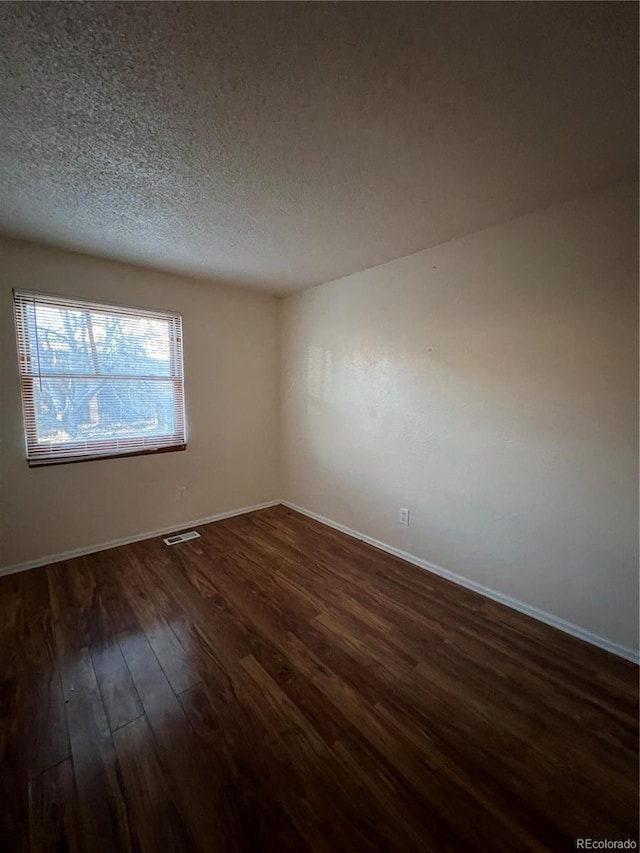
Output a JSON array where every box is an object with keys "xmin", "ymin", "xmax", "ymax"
[
  {"xmin": 0, "ymin": 500, "xmax": 281, "ymax": 578},
  {"xmin": 281, "ymin": 501, "xmax": 639, "ymax": 665}
]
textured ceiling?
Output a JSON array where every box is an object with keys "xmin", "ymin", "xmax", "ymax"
[{"xmin": 0, "ymin": 2, "xmax": 637, "ymax": 293}]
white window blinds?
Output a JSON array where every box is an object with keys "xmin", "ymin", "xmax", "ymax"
[{"xmin": 13, "ymin": 290, "xmax": 186, "ymax": 465}]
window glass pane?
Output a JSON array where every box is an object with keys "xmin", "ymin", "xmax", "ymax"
[
  {"xmin": 92, "ymin": 313, "xmax": 172, "ymax": 377},
  {"xmin": 27, "ymin": 303, "xmax": 94, "ymax": 374},
  {"xmin": 33, "ymin": 378, "xmax": 176, "ymax": 444},
  {"xmin": 23, "ymin": 305, "xmax": 173, "ymax": 378}
]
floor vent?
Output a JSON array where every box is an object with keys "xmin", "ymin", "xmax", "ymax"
[{"xmin": 163, "ymin": 530, "xmax": 201, "ymax": 546}]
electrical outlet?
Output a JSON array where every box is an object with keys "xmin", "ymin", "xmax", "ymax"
[
  {"xmin": 399, "ymin": 507, "xmax": 410, "ymax": 526},
  {"xmin": 176, "ymin": 486, "xmax": 187, "ymax": 500}
]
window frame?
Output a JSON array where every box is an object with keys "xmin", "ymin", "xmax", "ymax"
[{"xmin": 13, "ymin": 289, "xmax": 187, "ymax": 466}]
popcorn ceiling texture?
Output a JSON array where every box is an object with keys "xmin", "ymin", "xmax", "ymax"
[{"xmin": 0, "ymin": 2, "xmax": 637, "ymax": 293}]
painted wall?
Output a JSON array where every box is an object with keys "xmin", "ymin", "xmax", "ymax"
[
  {"xmin": 0, "ymin": 238, "xmax": 279, "ymax": 568},
  {"xmin": 280, "ymin": 182, "xmax": 639, "ymax": 650}
]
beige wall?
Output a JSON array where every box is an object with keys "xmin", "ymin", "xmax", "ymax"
[
  {"xmin": 0, "ymin": 238, "xmax": 279, "ymax": 568},
  {"xmin": 280, "ymin": 182, "xmax": 639, "ymax": 650}
]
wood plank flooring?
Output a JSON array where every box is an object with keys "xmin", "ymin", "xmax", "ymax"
[{"xmin": 0, "ymin": 505, "xmax": 638, "ymax": 851}]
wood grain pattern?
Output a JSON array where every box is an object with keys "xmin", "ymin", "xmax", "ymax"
[
  {"xmin": 0, "ymin": 574, "xmax": 28, "ymax": 853},
  {"xmin": 28, "ymin": 759, "xmax": 78, "ymax": 853},
  {"xmin": 90, "ymin": 642, "xmax": 143, "ymax": 733},
  {"xmin": 0, "ymin": 505, "xmax": 637, "ymax": 851},
  {"xmin": 112, "ymin": 715, "xmax": 194, "ymax": 853},
  {"xmin": 22, "ymin": 570, "xmax": 69, "ymax": 779}
]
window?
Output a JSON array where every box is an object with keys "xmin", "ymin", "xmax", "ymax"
[{"xmin": 13, "ymin": 290, "xmax": 186, "ymax": 466}]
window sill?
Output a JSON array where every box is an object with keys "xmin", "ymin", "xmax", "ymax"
[{"xmin": 27, "ymin": 444, "xmax": 187, "ymax": 467}]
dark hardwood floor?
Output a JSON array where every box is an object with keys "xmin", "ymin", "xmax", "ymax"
[{"xmin": 1, "ymin": 505, "xmax": 638, "ymax": 852}]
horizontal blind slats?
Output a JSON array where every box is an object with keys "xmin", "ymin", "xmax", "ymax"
[
  {"xmin": 17, "ymin": 372, "xmax": 181, "ymax": 382},
  {"xmin": 14, "ymin": 289, "xmax": 182, "ymax": 322}
]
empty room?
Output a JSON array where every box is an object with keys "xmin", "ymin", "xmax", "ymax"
[{"xmin": 0, "ymin": 2, "xmax": 638, "ymax": 851}]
